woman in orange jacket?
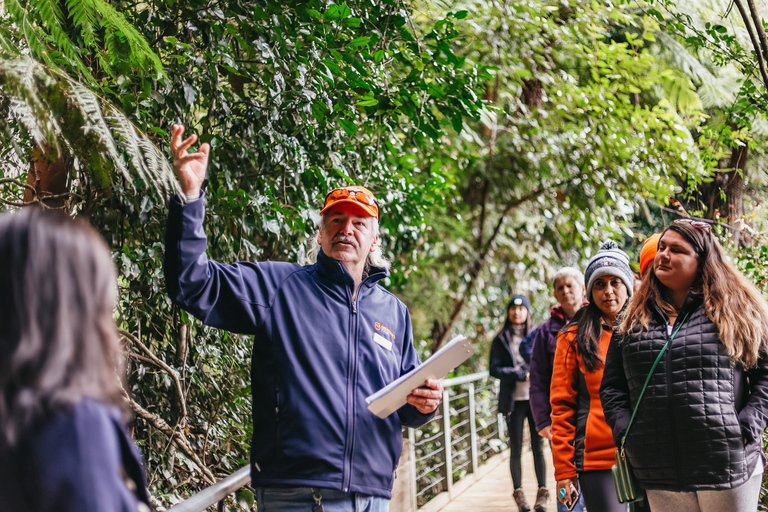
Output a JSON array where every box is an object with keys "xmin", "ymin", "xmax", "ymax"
[{"xmin": 551, "ymin": 241, "xmax": 632, "ymax": 512}]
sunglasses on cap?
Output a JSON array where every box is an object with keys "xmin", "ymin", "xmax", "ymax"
[
  {"xmin": 673, "ymin": 218, "xmax": 711, "ymax": 230},
  {"xmin": 321, "ymin": 186, "xmax": 379, "ymax": 219}
]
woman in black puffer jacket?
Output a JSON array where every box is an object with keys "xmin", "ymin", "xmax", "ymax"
[{"xmin": 600, "ymin": 219, "xmax": 768, "ymax": 512}]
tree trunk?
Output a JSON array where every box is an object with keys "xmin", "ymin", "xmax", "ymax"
[
  {"xmin": 25, "ymin": 146, "xmax": 70, "ymax": 208},
  {"xmin": 522, "ymin": 78, "xmax": 543, "ymax": 108},
  {"xmin": 696, "ymin": 144, "xmax": 746, "ymax": 223}
]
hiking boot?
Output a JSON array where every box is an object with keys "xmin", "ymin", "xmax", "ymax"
[
  {"xmin": 513, "ymin": 488, "xmax": 531, "ymax": 512},
  {"xmin": 534, "ymin": 487, "xmax": 549, "ymax": 512}
]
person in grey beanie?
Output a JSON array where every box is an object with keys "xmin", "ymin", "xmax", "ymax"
[
  {"xmin": 551, "ymin": 240, "xmax": 633, "ymax": 512},
  {"xmin": 584, "ymin": 240, "xmax": 634, "ymax": 302}
]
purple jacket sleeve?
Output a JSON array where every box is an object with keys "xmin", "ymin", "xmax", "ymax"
[{"xmin": 528, "ymin": 322, "xmax": 553, "ymax": 431}]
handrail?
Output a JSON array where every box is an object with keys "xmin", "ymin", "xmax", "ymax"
[
  {"xmin": 411, "ymin": 371, "xmax": 503, "ymax": 509},
  {"xmin": 167, "ymin": 465, "xmax": 250, "ymax": 512},
  {"xmin": 167, "ymin": 370, "xmax": 499, "ymax": 511},
  {"xmin": 443, "ymin": 371, "xmax": 488, "ymax": 387}
]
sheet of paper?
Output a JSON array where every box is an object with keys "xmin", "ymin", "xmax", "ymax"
[{"xmin": 365, "ymin": 334, "xmax": 474, "ymax": 419}]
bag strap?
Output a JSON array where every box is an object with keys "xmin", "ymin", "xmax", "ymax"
[{"xmin": 620, "ymin": 311, "xmax": 690, "ymax": 454}]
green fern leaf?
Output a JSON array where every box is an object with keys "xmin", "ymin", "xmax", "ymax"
[
  {"xmin": 92, "ymin": 0, "xmax": 165, "ymax": 77},
  {"xmin": 1, "ymin": 58, "xmax": 60, "ymax": 152},
  {"xmin": 65, "ymin": 79, "xmax": 127, "ymax": 176},
  {"xmin": 66, "ymin": 0, "xmax": 97, "ymax": 48},
  {"xmin": 0, "ymin": 56, "xmax": 179, "ymax": 201},
  {"xmin": 104, "ymin": 104, "xmax": 147, "ymax": 182}
]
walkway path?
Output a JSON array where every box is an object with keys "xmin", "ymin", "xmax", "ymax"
[{"xmin": 421, "ymin": 443, "xmax": 559, "ymax": 512}]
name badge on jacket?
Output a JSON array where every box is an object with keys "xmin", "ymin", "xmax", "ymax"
[{"xmin": 373, "ymin": 332, "xmax": 393, "ymax": 351}]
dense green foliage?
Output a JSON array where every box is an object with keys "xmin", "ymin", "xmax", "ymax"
[{"xmin": 399, "ymin": 0, "xmax": 707, "ymax": 351}]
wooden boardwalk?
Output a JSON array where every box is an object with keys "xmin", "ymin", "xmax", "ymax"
[{"xmin": 421, "ymin": 443, "xmax": 559, "ymax": 512}]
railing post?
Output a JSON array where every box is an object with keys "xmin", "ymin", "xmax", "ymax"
[
  {"xmin": 408, "ymin": 427, "xmax": 417, "ymax": 512},
  {"xmin": 442, "ymin": 389, "xmax": 453, "ymax": 500},
  {"xmin": 468, "ymin": 382, "xmax": 478, "ymax": 479}
]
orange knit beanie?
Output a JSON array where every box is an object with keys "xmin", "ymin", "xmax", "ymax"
[{"xmin": 639, "ymin": 233, "xmax": 662, "ymax": 277}]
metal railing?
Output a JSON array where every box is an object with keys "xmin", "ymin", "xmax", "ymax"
[
  {"xmin": 167, "ymin": 466, "xmax": 251, "ymax": 512},
  {"xmin": 409, "ymin": 371, "xmax": 505, "ymax": 508},
  {"xmin": 168, "ymin": 371, "xmax": 503, "ymax": 511}
]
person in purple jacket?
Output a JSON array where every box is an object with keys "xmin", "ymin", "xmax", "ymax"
[
  {"xmin": 529, "ymin": 267, "xmax": 586, "ymax": 439},
  {"xmin": 0, "ymin": 209, "xmax": 151, "ymax": 512},
  {"xmin": 528, "ymin": 267, "xmax": 585, "ymax": 512},
  {"xmin": 167, "ymin": 125, "xmax": 443, "ymax": 511}
]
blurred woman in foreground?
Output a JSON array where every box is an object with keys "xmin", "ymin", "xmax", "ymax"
[{"xmin": 0, "ymin": 209, "xmax": 151, "ymax": 512}]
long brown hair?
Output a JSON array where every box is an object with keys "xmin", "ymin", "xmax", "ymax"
[
  {"xmin": 619, "ymin": 220, "xmax": 768, "ymax": 368},
  {"xmin": 0, "ymin": 209, "xmax": 127, "ymax": 446}
]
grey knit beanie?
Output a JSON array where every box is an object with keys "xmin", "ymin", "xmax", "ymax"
[{"xmin": 584, "ymin": 240, "xmax": 634, "ymax": 300}]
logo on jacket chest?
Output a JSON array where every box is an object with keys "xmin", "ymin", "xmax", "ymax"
[{"xmin": 373, "ymin": 321, "xmax": 396, "ymax": 351}]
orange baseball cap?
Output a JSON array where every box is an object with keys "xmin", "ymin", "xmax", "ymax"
[
  {"xmin": 639, "ymin": 233, "xmax": 662, "ymax": 277},
  {"xmin": 320, "ymin": 186, "xmax": 379, "ymax": 219}
]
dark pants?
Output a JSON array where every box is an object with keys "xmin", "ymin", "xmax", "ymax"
[
  {"xmin": 577, "ymin": 469, "xmax": 629, "ymax": 512},
  {"xmin": 505, "ymin": 400, "xmax": 546, "ymax": 489}
]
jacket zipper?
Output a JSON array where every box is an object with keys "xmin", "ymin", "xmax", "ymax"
[
  {"xmin": 665, "ymin": 316, "xmax": 682, "ymax": 487},
  {"xmin": 342, "ymin": 290, "xmax": 360, "ymax": 492}
]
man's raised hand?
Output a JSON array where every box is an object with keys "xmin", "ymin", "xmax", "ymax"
[{"xmin": 171, "ymin": 124, "xmax": 209, "ymax": 197}]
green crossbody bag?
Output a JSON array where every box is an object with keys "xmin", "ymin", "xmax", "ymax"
[{"xmin": 612, "ymin": 312, "xmax": 689, "ymax": 504}]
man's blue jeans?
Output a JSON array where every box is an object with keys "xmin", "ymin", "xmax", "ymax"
[{"xmin": 255, "ymin": 487, "xmax": 389, "ymax": 512}]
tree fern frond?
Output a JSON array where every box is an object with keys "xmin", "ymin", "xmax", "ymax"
[
  {"xmin": 4, "ymin": 0, "xmax": 25, "ymax": 20},
  {"xmin": 92, "ymin": 0, "xmax": 165, "ymax": 77},
  {"xmin": 1, "ymin": 57, "xmax": 61, "ymax": 153},
  {"xmin": 656, "ymin": 32, "xmax": 715, "ymax": 85},
  {"xmin": 745, "ymin": 149, "xmax": 768, "ymax": 187},
  {"xmin": 0, "ymin": 26, "xmax": 18, "ymax": 54},
  {"xmin": 104, "ymin": 27, "xmax": 118, "ymax": 65},
  {"xmin": 0, "ymin": 55, "xmax": 180, "ymax": 201},
  {"xmin": 9, "ymin": 98, "xmax": 48, "ymax": 148},
  {"xmin": 21, "ymin": 15, "xmax": 44, "ymax": 56},
  {"xmin": 97, "ymin": 52, "xmax": 115, "ymax": 80},
  {"xmin": 104, "ymin": 103, "xmax": 149, "ymax": 182},
  {"xmin": 7, "ymin": 0, "xmax": 164, "ymax": 82},
  {"xmin": 34, "ymin": 0, "xmax": 66, "ymax": 28},
  {"xmin": 658, "ymin": 74, "xmax": 703, "ymax": 113},
  {"xmin": 30, "ymin": 0, "xmax": 96, "ymax": 83},
  {"xmin": 748, "ymin": 116, "xmax": 768, "ymax": 138},
  {"xmin": 66, "ymin": 0, "xmax": 97, "ymax": 48},
  {"xmin": 698, "ymin": 75, "xmax": 739, "ymax": 108},
  {"xmin": 137, "ymin": 136, "xmax": 176, "ymax": 197},
  {"xmin": 65, "ymin": 78, "xmax": 127, "ymax": 176}
]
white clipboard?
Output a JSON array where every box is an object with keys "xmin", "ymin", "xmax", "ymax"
[{"xmin": 365, "ymin": 335, "xmax": 474, "ymax": 419}]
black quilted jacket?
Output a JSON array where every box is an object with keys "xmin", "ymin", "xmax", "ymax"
[{"xmin": 600, "ymin": 293, "xmax": 768, "ymax": 491}]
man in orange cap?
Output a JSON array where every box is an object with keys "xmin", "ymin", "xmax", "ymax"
[
  {"xmin": 165, "ymin": 125, "xmax": 442, "ymax": 511},
  {"xmin": 639, "ymin": 233, "xmax": 662, "ymax": 278},
  {"xmin": 316, "ymin": 185, "xmax": 384, "ymax": 296}
]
